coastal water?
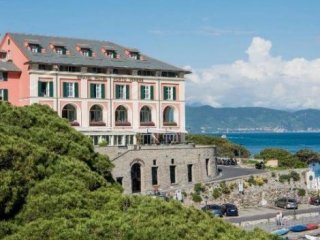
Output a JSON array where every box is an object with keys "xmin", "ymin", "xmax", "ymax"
[{"xmin": 211, "ymin": 132, "xmax": 320, "ymax": 155}]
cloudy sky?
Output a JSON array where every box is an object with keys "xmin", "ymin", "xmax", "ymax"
[{"xmin": 1, "ymin": 0, "xmax": 320, "ymax": 109}]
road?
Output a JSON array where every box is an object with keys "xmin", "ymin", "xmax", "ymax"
[{"xmin": 215, "ymin": 165, "xmax": 265, "ymax": 181}]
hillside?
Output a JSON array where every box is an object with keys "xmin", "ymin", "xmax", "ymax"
[
  {"xmin": 186, "ymin": 105, "xmax": 320, "ymax": 133},
  {"xmin": 0, "ymin": 103, "xmax": 276, "ymax": 240}
]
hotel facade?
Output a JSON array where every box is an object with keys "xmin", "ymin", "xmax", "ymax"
[
  {"xmin": 0, "ymin": 33, "xmax": 217, "ymax": 193},
  {"xmin": 0, "ymin": 33, "xmax": 188, "ymax": 146}
]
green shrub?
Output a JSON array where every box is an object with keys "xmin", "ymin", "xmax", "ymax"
[
  {"xmin": 98, "ymin": 139, "xmax": 108, "ymax": 147},
  {"xmin": 194, "ymin": 183, "xmax": 205, "ymax": 194},
  {"xmin": 271, "ymin": 172, "xmax": 276, "ymax": 178},
  {"xmin": 279, "ymin": 174, "xmax": 290, "ymax": 183},
  {"xmin": 212, "ymin": 188, "xmax": 222, "ymax": 199},
  {"xmin": 297, "ymin": 188, "xmax": 306, "ymax": 197},
  {"xmin": 191, "ymin": 193, "xmax": 202, "ymax": 202},
  {"xmin": 290, "ymin": 171, "xmax": 300, "ymax": 181},
  {"xmin": 219, "ymin": 181, "xmax": 231, "ymax": 194},
  {"xmin": 247, "ymin": 175, "xmax": 256, "ymax": 186}
]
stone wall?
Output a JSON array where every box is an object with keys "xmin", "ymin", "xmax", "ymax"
[{"xmin": 96, "ymin": 144, "xmax": 218, "ymax": 194}]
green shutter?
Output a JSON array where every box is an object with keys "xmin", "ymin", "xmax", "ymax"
[
  {"xmin": 3, "ymin": 72, "xmax": 8, "ymax": 81},
  {"xmin": 173, "ymin": 87, "xmax": 176, "ymax": 100},
  {"xmin": 164, "ymin": 86, "xmax": 168, "ymax": 100},
  {"xmin": 49, "ymin": 82, "xmax": 54, "ymax": 97},
  {"xmin": 150, "ymin": 86, "xmax": 154, "ymax": 100},
  {"xmin": 116, "ymin": 85, "xmax": 120, "ymax": 99},
  {"xmin": 63, "ymin": 82, "xmax": 67, "ymax": 97},
  {"xmin": 90, "ymin": 83, "xmax": 95, "ymax": 98},
  {"xmin": 38, "ymin": 81, "xmax": 42, "ymax": 97},
  {"xmin": 126, "ymin": 85, "xmax": 129, "ymax": 99},
  {"xmin": 141, "ymin": 85, "xmax": 145, "ymax": 99},
  {"xmin": 101, "ymin": 84, "xmax": 105, "ymax": 99},
  {"xmin": 3, "ymin": 89, "xmax": 8, "ymax": 101},
  {"xmin": 74, "ymin": 82, "xmax": 79, "ymax": 98}
]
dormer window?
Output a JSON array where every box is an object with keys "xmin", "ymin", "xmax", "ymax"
[
  {"xmin": 55, "ymin": 46, "xmax": 66, "ymax": 55},
  {"xmin": 81, "ymin": 48, "xmax": 92, "ymax": 57},
  {"xmin": 29, "ymin": 44, "xmax": 41, "ymax": 53},
  {"xmin": 130, "ymin": 51, "xmax": 140, "ymax": 60},
  {"xmin": 105, "ymin": 50, "xmax": 117, "ymax": 59}
]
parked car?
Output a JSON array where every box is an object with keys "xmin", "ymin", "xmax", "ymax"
[
  {"xmin": 221, "ymin": 203, "xmax": 239, "ymax": 216},
  {"xmin": 255, "ymin": 162, "xmax": 265, "ymax": 169},
  {"xmin": 309, "ymin": 196, "xmax": 320, "ymax": 205},
  {"xmin": 275, "ymin": 197, "xmax": 298, "ymax": 209},
  {"xmin": 201, "ymin": 204, "xmax": 223, "ymax": 217}
]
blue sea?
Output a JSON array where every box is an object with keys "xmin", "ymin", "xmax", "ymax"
[{"xmin": 210, "ymin": 132, "xmax": 320, "ymax": 155}]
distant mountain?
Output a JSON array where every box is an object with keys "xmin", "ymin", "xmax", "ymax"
[{"xmin": 186, "ymin": 105, "xmax": 320, "ymax": 133}]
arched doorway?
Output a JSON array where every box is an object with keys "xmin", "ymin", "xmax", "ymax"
[{"xmin": 131, "ymin": 163, "xmax": 141, "ymax": 193}]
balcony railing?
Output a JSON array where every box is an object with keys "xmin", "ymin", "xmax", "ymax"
[
  {"xmin": 115, "ymin": 121, "xmax": 131, "ymax": 126},
  {"xmin": 140, "ymin": 121, "xmax": 155, "ymax": 127},
  {"xmin": 163, "ymin": 122, "xmax": 177, "ymax": 126},
  {"xmin": 89, "ymin": 121, "xmax": 106, "ymax": 126}
]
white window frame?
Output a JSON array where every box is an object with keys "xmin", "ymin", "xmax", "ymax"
[
  {"xmin": 56, "ymin": 47, "xmax": 63, "ymax": 55},
  {"xmin": 167, "ymin": 87, "xmax": 174, "ymax": 100},
  {"xmin": 30, "ymin": 45, "xmax": 39, "ymax": 53},
  {"xmin": 67, "ymin": 83, "xmax": 75, "ymax": 97},
  {"xmin": 119, "ymin": 85, "xmax": 127, "ymax": 100},
  {"xmin": 0, "ymin": 89, "xmax": 3, "ymax": 100},
  {"xmin": 41, "ymin": 81, "xmax": 50, "ymax": 97},
  {"xmin": 144, "ymin": 85, "xmax": 151, "ymax": 100},
  {"xmin": 96, "ymin": 84, "xmax": 102, "ymax": 99}
]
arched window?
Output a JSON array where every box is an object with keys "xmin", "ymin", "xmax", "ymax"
[
  {"xmin": 90, "ymin": 105, "xmax": 103, "ymax": 122},
  {"xmin": 62, "ymin": 104, "xmax": 76, "ymax": 122},
  {"xmin": 163, "ymin": 106, "xmax": 175, "ymax": 124},
  {"xmin": 140, "ymin": 106, "xmax": 152, "ymax": 123},
  {"xmin": 115, "ymin": 105, "xmax": 129, "ymax": 126}
]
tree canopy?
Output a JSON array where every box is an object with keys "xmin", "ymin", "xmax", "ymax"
[{"xmin": 0, "ymin": 103, "xmax": 277, "ymax": 239}]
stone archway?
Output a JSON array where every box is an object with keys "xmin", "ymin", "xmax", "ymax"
[{"xmin": 131, "ymin": 163, "xmax": 141, "ymax": 193}]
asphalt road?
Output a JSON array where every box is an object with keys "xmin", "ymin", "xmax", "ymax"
[{"xmin": 216, "ymin": 165, "xmax": 265, "ymax": 181}]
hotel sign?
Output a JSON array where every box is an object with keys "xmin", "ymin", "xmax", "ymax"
[
  {"xmin": 113, "ymin": 77, "xmax": 143, "ymax": 83},
  {"xmin": 77, "ymin": 75, "xmax": 108, "ymax": 81}
]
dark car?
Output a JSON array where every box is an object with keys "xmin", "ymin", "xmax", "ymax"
[
  {"xmin": 255, "ymin": 162, "xmax": 265, "ymax": 169},
  {"xmin": 275, "ymin": 197, "xmax": 298, "ymax": 209},
  {"xmin": 309, "ymin": 196, "xmax": 320, "ymax": 205},
  {"xmin": 221, "ymin": 203, "xmax": 239, "ymax": 216},
  {"xmin": 201, "ymin": 204, "xmax": 223, "ymax": 217}
]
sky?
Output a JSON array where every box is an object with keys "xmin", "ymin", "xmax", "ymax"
[{"xmin": 1, "ymin": 0, "xmax": 320, "ymax": 109}]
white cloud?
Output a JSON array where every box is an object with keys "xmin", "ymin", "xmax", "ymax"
[{"xmin": 185, "ymin": 37, "xmax": 320, "ymax": 109}]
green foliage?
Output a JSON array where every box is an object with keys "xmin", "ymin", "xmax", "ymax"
[
  {"xmin": 191, "ymin": 193, "xmax": 202, "ymax": 203},
  {"xmin": 186, "ymin": 134, "xmax": 250, "ymax": 158},
  {"xmin": 295, "ymin": 148, "xmax": 320, "ymax": 163},
  {"xmin": 0, "ymin": 103, "xmax": 276, "ymax": 240},
  {"xmin": 271, "ymin": 172, "xmax": 276, "ymax": 178},
  {"xmin": 255, "ymin": 148, "xmax": 307, "ymax": 168},
  {"xmin": 219, "ymin": 181, "xmax": 231, "ymax": 194},
  {"xmin": 290, "ymin": 171, "xmax": 300, "ymax": 181},
  {"xmin": 194, "ymin": 183, "xmax": 205, "ymax": 194},
  {"xmin": 297, "ymin": 188, "xmax": 306, "ymax": 197},
  {"xmin": 278, "ymin": 171, "xmax": 301, "ymax": 183},
  {"xmin": 98, "ymin": 139, "xmax": 108, "ymax": 147},
  {"xmin": 212, "ymin": 188, "xmax": 222, "ymax": 199}
]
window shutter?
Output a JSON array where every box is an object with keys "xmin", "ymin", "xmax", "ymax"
[
  {"xmin": 49, "ymin": 82, "xmax": 54, "ymax": 97},
  {"xmin": 164, "ymin": 86, "xmax": 168, "ymax": 100},
  {"xmin": 3, "ymin": 72, "xmax": 8, "ymax": 81},
  {"xmin": 3, "ymin": 89, "xmax": 8, "ymax": 101},
  {"xmin": 90, "ymin": 83, "xmax": 95, "ymax": 98},
  {"xmin": 173, "ymin": 87, "xmax": 176, "ymax": 100},
  {"xmin": 151, "ymin": 86, "xmax": 154, "ymax": 100},
  {"xmin": 38, "ymin": 81, "xmax": 42, "ymax": 97},
  {"xmin": 141, "ymin": 85, "xmax": 145, "ymax": 99},
  {"xmin": 126, "ymin": 85, "xmax": 129, "ymax": 99},
  {"xmin": 63, "ymin": 82, "xmax": 67, "ymax": 97},
  {"xmin": 115, "ymin": 85, "xmax": 120, "ymax": 99},
  {"xmin": 74, "ymin": 82, "xmax": 79, "ymax": 98},
  {"xmin": 101, "ymin": 84, "xmax": 105, "ymax": 99}
]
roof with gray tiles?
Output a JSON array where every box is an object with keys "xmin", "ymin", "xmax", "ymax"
[
  {"xmin": 8, "ymin": 33, "xmax": 188, "ymax": 73},
  {"xmin": 0, "ymin": 61, "xmax": 21, "ymax": 72}
]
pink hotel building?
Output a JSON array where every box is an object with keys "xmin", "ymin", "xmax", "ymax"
[{"xmin": 0, "ymin": 33, "xmax": 190, "ymax": 146}]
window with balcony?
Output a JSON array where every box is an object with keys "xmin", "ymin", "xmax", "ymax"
[
  {"xmin": 59, "ymin": 65, "xmax": 81, "ymax": 72},
  {"xmin": 115, "ymin": 85, "xmax": 129, "ymax": 99},
  {"xmin": 140, "ymin": 85, "xmax": 154, "ymax": 100},
  {"xmin": 163, "ymin": 86, "xmax": 176, "ymax": 100},
  {"xmin": 63, "ymin": 82, "xmax": 79, "ymax": 98},
  {"xmin": 38, "ymin": 64, "xmax": 53, "ymax": 71},
  {"xmin": 140, "ymin": 106, "xmax": 154, "ymax": 126},
  {"xmin": 0, "ymin": 89, "xmax": 8, "ymax": 101},
  {"xmin": 62, "ymin": 104, "xmax": 78, "ymax": 125},
  {"xmin": 38, "ymin": 81, "xmax": 53, "ymax": 97},
  {"xmin": 89, "ymin": 105, "xmax": 105, "ymax": 126},
  {"xmin": 115, "ymin": 105, "xmax": 130, "ymax": 126},
  {"xmin": 90, "ymin": 83, "xmax": 105, "ymax": 99},
  {"xmin": 163, "ymin": 106, "xmax": 176, "ymax": 126}
]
